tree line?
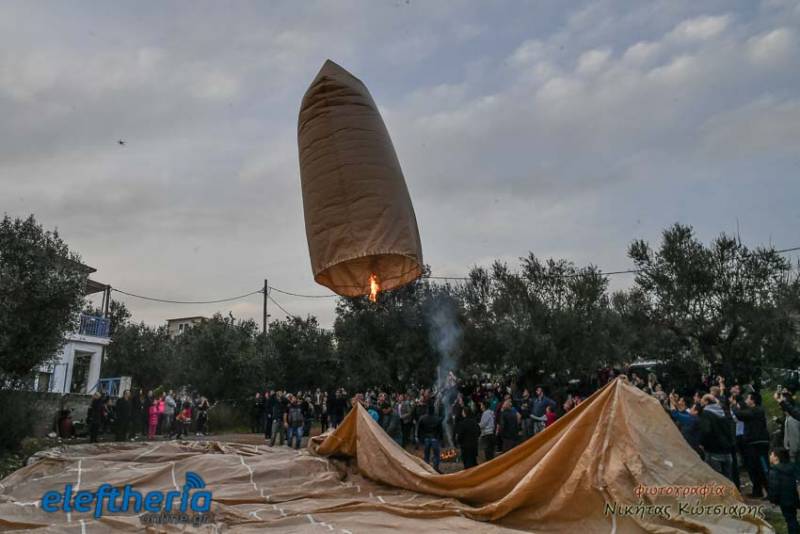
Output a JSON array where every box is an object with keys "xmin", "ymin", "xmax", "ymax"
[
  {"xmin": 3, "ymin": 214, "xmax": 799, "ymax": 404},
  {"xmin": 103, "ymin": 225, "xmax": 800, "ymax": 399}
]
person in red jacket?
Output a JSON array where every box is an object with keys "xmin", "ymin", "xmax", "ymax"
[
  {"xmin": 545, "ymin": 405, "xmax": 557, "ymax": 427},
  {"xmin": 175, "ymin": 401, "xmax": 192, "ymax": 439}
]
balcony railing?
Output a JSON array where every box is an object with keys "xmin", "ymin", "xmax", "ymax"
[
  {"xmin": 91, "ymin": 377, "xmax": 121, "ymax": 397},
  {"xmin": 78, "ymin": 314, "xmax": 110, "ymax": 338}
]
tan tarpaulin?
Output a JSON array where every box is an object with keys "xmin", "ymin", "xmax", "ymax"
[
  {"xmin": 298, "ymin": 60, "xmax": 423, "ymax": 298},
  {"xmin": 0, "ymin": 378, "xmax": 774, "ymax": 532},
  {"xmin": 313, "ymin": 377, "xmax": 773, "ymax": 533},
  {"xmin": 0, "ymin": 441, "xmax": 519, "ymax": 532}
]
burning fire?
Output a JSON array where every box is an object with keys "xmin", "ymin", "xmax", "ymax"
[
  {"xmin": 440, "ymin": 448, "xmax": 458, "ymax": 462},
  {"xmin": 369, "ymin": 273, "xmax": 380, "ymax": 302}
]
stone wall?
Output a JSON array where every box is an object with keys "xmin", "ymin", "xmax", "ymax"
[{"xmin": 6, "ymin": 391, "xmax": 93, "ymax": 437}]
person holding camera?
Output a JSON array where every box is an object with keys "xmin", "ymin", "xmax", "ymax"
[
  {"xmin": 732, "ymin": 392, "xmax": 770, "ymax": 498},
  {"xmin": 698, "ymin": 394, "xmax": 736, "ymax": 482},
  {"xmin": 775, "ymin": 385, "xmax": 800, "ymax": 476}
]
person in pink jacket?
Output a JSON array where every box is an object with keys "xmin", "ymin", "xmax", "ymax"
[{"xmin": 148, "ymin": 395, "xmax": 165, "ymax": 439}]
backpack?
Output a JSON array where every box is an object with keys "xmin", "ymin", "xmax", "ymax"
[{"xmin": 288, "ymin": 406, "xmax": 304, "ymax": 427}]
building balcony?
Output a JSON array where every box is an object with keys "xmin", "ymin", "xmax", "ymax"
[{"xmin": 78, "ymin": 314, "xmax": 110, "ymax": 338}]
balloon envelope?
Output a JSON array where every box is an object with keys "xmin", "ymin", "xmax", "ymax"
[{"xmin": 298, "ymin": 60, "xmax": 423, "ymax": 298}]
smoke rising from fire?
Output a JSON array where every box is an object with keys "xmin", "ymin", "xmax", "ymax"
[{"xmin": 426, "ymin": 295, "xmax": 463, "ymax": 448}]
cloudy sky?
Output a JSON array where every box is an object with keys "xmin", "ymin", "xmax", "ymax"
[{"xmin": 2, "ymin": 0, "xmax": 799, "ymax": 328}]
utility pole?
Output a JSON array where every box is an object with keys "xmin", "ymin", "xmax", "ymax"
[
  {"xmin": 100, "ymin": 284, "xmax": 111, "ymax": 369},
  {"xmin": 268, "ymin": 278, "xmax": 269, "ymax": 365}
]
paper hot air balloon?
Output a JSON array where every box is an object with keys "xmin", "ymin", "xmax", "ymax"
[{"xmin": 298, "ymin": 60, "xmax": 423, "ymax": 300}]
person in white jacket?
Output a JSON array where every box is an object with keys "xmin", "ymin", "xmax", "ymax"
[
  {"xmin": 163, "ymin": 391, "xmax": 177, "ymax": 437},
  {"xmin": 479, "ymin": 401, "xmax": 496, "ymax": 462}
]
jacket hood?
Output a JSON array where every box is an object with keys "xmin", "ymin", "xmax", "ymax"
[{"xmin": 704, "ymin": 403, "xmax": 726, "ymax": 418}]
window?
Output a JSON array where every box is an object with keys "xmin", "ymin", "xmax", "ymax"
[
  {"xmin": 37, "ymin": 372, "xmax": 52, "ymax": 392},
  {"xmin": 71, "ymin": 352, "xmax": 92, "ymax": 394}
]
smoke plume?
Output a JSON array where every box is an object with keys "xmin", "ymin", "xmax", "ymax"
[{"xmin": 426, "ymin": 295, "xmax": 463, "ymax": 448}]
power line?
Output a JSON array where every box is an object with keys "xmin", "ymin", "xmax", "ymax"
[
  {"xmin": 108, "ymin": 245, "xmax": 800, "ymax": 304},
  {"xmin": 112, "ymin": 287, "xmax": 262, "ymax": 304},
  {"xmin": 112, "ymin": 285, "xmax": 300, "ymax": 320},
  {"xmin": 267, "ymin": 293, "xmax": 297, "ymax": 318},
  {"xmin": 426, "ymin": 246, "xmax": 800, "ymax": 282},
  {"xmin": 268, "ymin": 286, "xmax": 336, "ymax": 299}
]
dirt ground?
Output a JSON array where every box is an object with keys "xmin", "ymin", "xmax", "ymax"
[{"xmin": 211, "ymin": 430, "xmax": 467, "ymax": 473}]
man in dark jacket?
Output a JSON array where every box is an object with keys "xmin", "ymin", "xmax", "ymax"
[
  {"xmin": 251, "ymin": 392, "xmax": 264, "ymax": 433},
  {"xmin": 130, "ymin": 391, "xmax": 142, "ymax": 439},
  {"xmin": 417, "ymin": 405, "xmax": 444, "ymax": 472},
  {"xmin": 263, "ymin": 390, "xmax": 274, "ymax": 440},
  {"xmin": 455, "ymin": 407, "xmax": 481, "ymax": 469},
  {"xmin": 114, "ymin": 390, "xmax": 132, "ymax": 442},
  {"xmin": 88, "ymin": 392, "xmax": 104, "ymax": 443},
  {"xmin": 669, "ymin": 393, "xmax": 702, "ymax": 457},
  {"xmin": 531, "ymin": 387, "xmax": 555, "ymax": 417},
  {"xmin": 733, "ymin": 392, "xmax": 770, "ymax": 498},
  {"xmin": 498, "ymin": 399, "xmax": 522, "ymax": 452},
  {"xmin": 331, "ymin": 390, "xmax": 346, "ymax": 428},
  {"xmin": 397, "ymin": 394, "xmax": 414, "ymax": 447},
  {"xmin": 769, "ymin": 447, "xmax": 799, "ymax": 534},
  {"xmin": 285, "ymin": 396, "xmax": 305, "ymax": 450},
  {"xmin": 326, "ymin": 390, "xmax": 338, "ymax": 429},
  {"xmin": 698, "ymin": 394, "xmax": 735, "ymax": 482},
  {"xmin": 301, "ymin": 396, "xmax": 314, "ymax": 438},
  {"xmin": 270, "ymin": 391, "xmax": 288, "ymax": 447},
  {"xmin": 531, "ymin": 386, "xmax": 555, "ymax": 435},
  {"xmin": 518, "ymin": 390, "xmax": 533, "ymax": 439}
]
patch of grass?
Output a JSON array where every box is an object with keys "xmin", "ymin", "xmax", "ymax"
[
  {"xmin": 19, "ymin": 437, "xmax": 53, "ymax": 457},
  {"xmin": 208, "ymin": 402, "xmax": 250, "ymax": 433},
  {"xmin": 0, "ymin": 452, "xmax": 25, "ymax": 479},
  {"xmin": 764, "ymin": 508, "xmax": 788, "ymax": 534},
  {"xmin": 0, "ymin": 436, "xmax": 62, "ymax": 479},
  {"xmin": 763, "ymin": 390, "xmax": 785, "ymax": 437},
  {"xmin": 763, "ymin": 390, "xmax": 783, "ymax": 420}
]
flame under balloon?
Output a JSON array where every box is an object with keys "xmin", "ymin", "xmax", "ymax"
[{"xmin": 369, "ymin": 274, "xmax": 380, "ymax": 303}]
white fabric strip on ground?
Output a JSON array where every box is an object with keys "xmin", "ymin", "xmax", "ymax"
[
  {"xmin": 171, "ymin": 461, "xmax": 179, "ymax": 491},
  {"xmin": 239, "ymin": 455, "xmax": 258, "ymax": 492},
  {"xmin": 75, "ymin": 459, "xmax": 82, "ymax": 492},
  {"xmin": 133, "ymin": 444, "xmax": 160, "ymax": 461}
]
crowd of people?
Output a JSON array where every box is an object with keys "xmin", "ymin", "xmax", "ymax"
[
  {"xmin": 250, "ymin": 372, "xmax": 571, "ymax": 472},
  {"xmin": 251, "ymin": 370, "xmax": 800, "ymax": 531},
  {"xmin": 57, "ymin": 389, "xmax": 213, "ymax": 443},
  {"xmin": 633, "ymin": 371, "xmax": 800, "ymax": 533},
  {"xmin": 52, "ymin": 368, "xmax": 800, "ymax": 531}
]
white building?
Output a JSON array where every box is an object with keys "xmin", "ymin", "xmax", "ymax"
[
  {"xmin": 34, "ymin": 263, "xmax": 112, "ymax": 395},
  {"xmin": 166, "ymin": 316, "xmax": 207, "ymax": 338}
]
